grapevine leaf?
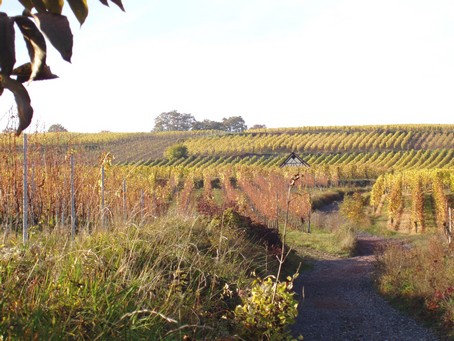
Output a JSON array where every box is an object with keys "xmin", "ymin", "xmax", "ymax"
[
  {"xmin": 98, "ymin": 0, "xmax": 125, "ymax": 11},
  {"xmin": 33, "ymin": 12, "xmax": 73, "ymax": 62},
  {"xmin": 31, "ymin": 0, "xmax": 46, "ymax": 12},
  {"xmin": 12, "ymin": 62, "xmax": 58, "ymax": 83},
  {"xmin": 13, "ymin": 15, "xmax": 47, "ymax": 82},
  {"xmin": 0, "ymin": 75, "xmax": 33, "ymax": 135},
  {"xmin": 110, "ymin": 0, "xmax": 125, "ymax": 11},
  {"xmin": 18, "ymin": 0, "xmax": 34, "ymax": 10},
  {"xmin": 0, "ymin": 12, "xmax": 16, "ymax": 76},
  {"xmin": 67, "ymin": 0, "xmax": 88, "ymax": 25},
  {"xmin": 42, "ymin": 0, "xmax": 64, "ymax": 15}
]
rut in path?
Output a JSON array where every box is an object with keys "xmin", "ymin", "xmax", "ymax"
[{"xmin": 291, "ymin": 235, "xmax": 439, "ymax": 341}]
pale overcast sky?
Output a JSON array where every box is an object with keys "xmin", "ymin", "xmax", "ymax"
[{"xmin": 1, "ymin": 0, "xmax": 454, "ymax": 132}]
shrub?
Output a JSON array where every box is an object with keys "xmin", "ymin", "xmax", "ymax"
[
  {"xmin": 234, "ymin": 274, "xmax": 299, "ymax": 340},
  {"xmin": 164, "ymin": 144, "xmax": 188, "ymax": 160}
]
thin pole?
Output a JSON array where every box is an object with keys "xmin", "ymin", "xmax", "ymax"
[
  {"xmin": 275, "ymin": 192, "xmax": 279, "ymax": 229},
  {"xmin": 101, "ymin": 165, "xmax": 105, "ymax": 229},
  {"xmin": 23, "ymin": 133, "xmax": 28, "ymax": 244},
  {"xmin": 71, "ymin": 154, "xmax": 76, "ymax": 238},
  {"xmin": 123, "ymin": 179, "xmax": 127, "ymax": 223},
  {"xmin": 140, "ymin": 189, "xmax": 144, "ymax": 223},
  {"xmin": 449, "ymin": 207, "xmax": 452, "ymax": 245}
]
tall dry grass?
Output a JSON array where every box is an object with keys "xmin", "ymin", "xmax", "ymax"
[
  {"xmin": 376, "ymin": 236, "xmax": 454, "ymax": 339},
  {"xmin": 0, "ymin": 215, "xmax": 273, "ymax": 339}
]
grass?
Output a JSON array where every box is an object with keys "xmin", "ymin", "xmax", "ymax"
[
  {"xmin": 375, "ymin": 234, "xmax": 454, "ymax": 340},
  {"xmin": 0, "ymin": 214, "xmax": 280, "ymax": 340},
  {"xmin": 286, "ymin": 225, "xmax": 356, "ymax": 259}
]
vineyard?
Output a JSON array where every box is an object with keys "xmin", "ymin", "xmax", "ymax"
[
  {"xmin": 0, "ymin": 124, "xmax": 453, "ymax": 339},
  {"xmin": 1, "ymin": 124, "xmax": 453, "ymax": 237}
]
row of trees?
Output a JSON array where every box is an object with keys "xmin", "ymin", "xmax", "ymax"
[{"xmin": 153, "ymin": 110, "xmax": 251, "ymax": 133}]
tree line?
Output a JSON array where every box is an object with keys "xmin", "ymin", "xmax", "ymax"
[{"xmin": 153, "ymin": 110, "xmax": 255, "ymax": 133}]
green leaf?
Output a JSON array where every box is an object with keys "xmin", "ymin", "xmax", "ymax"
[
  {"xmin": 13, "ymin": 15, "xmax": 46, "ymax": 82},
  {"xmin": 67, "ymin": 0, "xmax": 88, "ymax": 25},
  {"xmin": 0, "ymin": 12, "xmax": 16, "ymax": 76},
  {"xmin": 33, "ymin": 12, "xmax": 73, "ymax": 62},
  {"xmin": 43, "ymin": 0, "xmax": 64, "ymax": 14},
  {"xmin": 0, "ymin": 75, "xmax": 33, "ymax": 135}
]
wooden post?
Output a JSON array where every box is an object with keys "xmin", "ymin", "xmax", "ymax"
[
  {"xmin": 448, "ymin": 207, "xmax": 452, "ymax": 245},
  {"xmin": 70, "ymin": 154, "xmax": 76, "ymax": 239},
  {"xmin": 140, "ymin": 189, "xmax": 144, "ymax": 223},
  {"xmin": 123, "ymin": 179, "xmax": 127, "ymax": 223},
  {"xmin": 101, "ymin": 165, "xmax": 105, "ymax": 229},
  {"xmin": 23, "ymin": 133, "xmax": 28, "ymax": 244},
  {"xmin": 30, "ymin": 163, "xmax": 35, "ymax": 225},
  {"xmin": 275, "ymin": 192, "xmax": 279, "ymax": 229}
]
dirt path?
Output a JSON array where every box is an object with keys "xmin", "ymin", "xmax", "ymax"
[{"xmin": 291, "ymin": 235, "xmax": 439, "ymax": 341}]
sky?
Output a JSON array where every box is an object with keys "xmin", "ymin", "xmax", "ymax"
[{"xmin": 1, "ymin": 0, "xmax": 454, "ymax": 132}]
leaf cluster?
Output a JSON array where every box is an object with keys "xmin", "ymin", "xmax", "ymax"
[
  {"xmin": 234, "ymin": 274, "xmax": 299, "ymax": 340},
  {"xmin": 0, "ymin": 0, "xmax": 124, "ymax": 135}
]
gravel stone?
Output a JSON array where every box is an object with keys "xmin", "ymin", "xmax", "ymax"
[{"xmin": 291, "ymin": 235, "xmax": 440, "ymax": 341}]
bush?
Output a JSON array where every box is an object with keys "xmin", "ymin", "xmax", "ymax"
[
  {"xmin": 234, "ymin": 274, "xmax": 299, "ymax": 340},
  {"xmin": 164, "ymin": 144, "xmax": 188, "ymax": 160}
]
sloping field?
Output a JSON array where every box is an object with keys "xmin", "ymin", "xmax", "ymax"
[{"xmin": 4, "ymin": 124, "xmax": 453, "ymax": 171}]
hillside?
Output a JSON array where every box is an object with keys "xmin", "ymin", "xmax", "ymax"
[{"xmin": 11, "ymin": 124, "xmax": 452, "ymax": 174}]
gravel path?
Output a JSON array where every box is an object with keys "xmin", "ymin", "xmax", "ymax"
[{"xmin": 291, "ymin": 235, "xmax": 440, "ymax": 341}]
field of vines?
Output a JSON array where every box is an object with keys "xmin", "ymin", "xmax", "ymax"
[
  {"xmin": 0, "ymin": 125, "xmax": 453, "ymax": 338},
  {"xmin": 370, "ymin": 169, "xmax": 454, "ymax": 234},
  {"xmin": 0, "ymin": 134, "xmax": 334, "ymax": 237},
  {"xmin": 12, "ymin": 125, "xmax": 454, "ymax": 171},
  {"xmin": 1, "ymin": 124, "xmax": 453, "ymax": 236}
]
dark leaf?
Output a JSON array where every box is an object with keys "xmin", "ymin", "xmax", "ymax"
[
  {"xmin": 33, "ymin": 12, "xmax": 73, "ymax": 62},
  {"xmin": 98, "ymin": 0, "xmax": 109, "ymax": 6},
  {"xmin": 12, "ymin": 62, "xmax": 58, "ymax": 83},
  {"xmin": 0, "ymin": 75, "xmax": 33, "ymax": 135},
  {"xmin": 0, "ymin": 12, "xmax": 16, "ymax": 76},
  {"xmin": 31, "ymin": 0, "xmax": 46, "ymax": 12},
  {"xmin": 67, "ymin": 0, "xmax": 88, "ymax": 25},
  {"xmin": 110, "ymin": 0, "xmax": 125, "ymax": 11},
  {"xmin": 18, "ymin": 0, "xmax": 34, "ymax": 10},
  {"xmin": 42, "ymin": 0, "xmax": 64, "ymax": 14},
  {"xmin": 13, "ymin": 15, "xmax": 47, "ymax": 82}
]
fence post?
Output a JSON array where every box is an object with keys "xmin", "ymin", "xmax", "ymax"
[
  {"xmin": 448, "ymin": 207, "xmax": 452, "ymax": 245},
  {"xmin": 30, "ymin": 163, "xmax": 35, "ymax": 225},
  {"xmin": 140, "ymin": 189, "xmax": 144, "ymax": 223},
  {"xmin": 23, "ymin": 133, "xmax": 28, "ymax": 244},
  {"xmin": 275, "ymin": 192, "xmax": 279, "ymax": 229},
  {"xmin": 101, "ymin": 165, "xmax": 105, "ymax": 229},
  {"xmin": 71, "ymin": 154, "xmax": 76, "ymax": 239},
  {"xmin": 123, "ymin": 179, "xmax": 127, "ymax": 223}
]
